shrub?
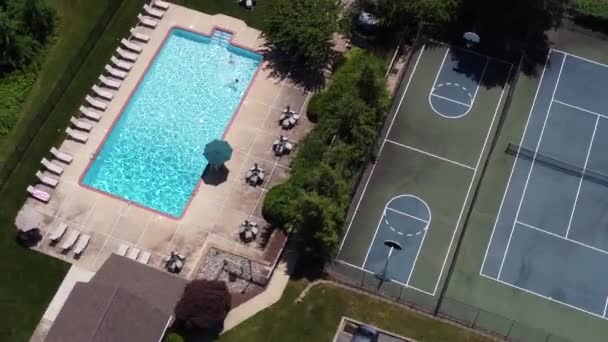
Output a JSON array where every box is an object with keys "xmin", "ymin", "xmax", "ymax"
[
  {"xmin": 164, "ymin": 333, "xmax": 184, "ymax": 342},
  {"xmin": 22, "ymin": 0, "xmax": 56, "ymax": 43},
  {"xmin": 572, "ymin": 0, "xmax": 608, "ymax": 19},
  {"xmin": 174, "ymin": 280, "xmax": 231, "ymax": 331},
  {"xmin": 262, "ymin": 48, "xmax": 389, "ymax": 262}
]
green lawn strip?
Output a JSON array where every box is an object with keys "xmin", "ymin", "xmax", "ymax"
[
  {"xmin": 0, "ymin": 0, "xmax": 120, "ymax": 162},
  {"xmin": 180, "ymin": 0, "xmax": 276, "ymax": 30},
  {"xmin": 0, "ymin": 1, "xmax": 145, "ymax": 340},
  {"xmin": 220, "ymin": 280, "xmax": 491, "ymax": 342}
]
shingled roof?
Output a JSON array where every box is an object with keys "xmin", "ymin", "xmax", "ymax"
[{"xmin": 45, "ymin": 255, "xmax": 187, "ymax": 342}]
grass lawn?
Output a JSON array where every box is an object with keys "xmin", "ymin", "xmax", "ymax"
[
  {"xmin": 0, "ymin": 1, "xmax": 145, "ymax": 340},
  {"xmin": 180, "ymin": 0, "xmax": 275, "ymax": 29},
  {"xmin": 220, "ymin": 280, "xmax": 491, "ymax": 342}
]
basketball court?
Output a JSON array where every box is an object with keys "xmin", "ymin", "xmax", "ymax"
[{"xmin": 337, "ymin": 41, "xmax": 512, "ymax": 296}]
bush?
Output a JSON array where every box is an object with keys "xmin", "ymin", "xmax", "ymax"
[
  {"xmin": 572, "ymin": 0, "xmax": 608, "ymax": 19},
  {"xmin": 164, "ymin": 333, "xmax": 184, "ymax": 342},
  {"xmin": 174, "ymin": 280, "xmax": 231, "ymax": 331},
  {"xmin": 262, "ymin": 48, "xmax": 389, "ymax": 262}
]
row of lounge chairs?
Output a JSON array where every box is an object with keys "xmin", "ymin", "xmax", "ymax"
[
  {"xmin": 117, "ymin": 243, "xmax": 151, "ymax": 264},
  {"xmin": 48, "ymin": 222, "xmax": 91, "ymax": 256}
]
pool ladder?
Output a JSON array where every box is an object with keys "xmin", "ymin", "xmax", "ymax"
[{"xmin": 211, "ymin": 30, "xmax": 232, "ymax": 47}]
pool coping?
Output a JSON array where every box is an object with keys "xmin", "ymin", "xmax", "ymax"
[{"xmin": 77, "ymin": 24, "xmax": 265, "ymax": 220}]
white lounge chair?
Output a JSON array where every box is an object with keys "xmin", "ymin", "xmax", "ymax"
[
  {"xmin": 73, "ymin": 234, "xmax": 91, "ymax": 256},
  {"xmin": 245, "ymin": 0, "xmax": 253, "ymax": 10},
  {"xmin": 116, "ymin": 47, "xmax": 138, "ymax": 62},
  {"xmin": 79, "ymin": 105, "xmax": 102, "ymax": 121},
  {"xmin": 92, "ymin": 85, "xmax": 114, "ymax": 100},
  {"xmin": 117, "ymin": 243, "xmax": 129, "ymax": 256},
  {"xmin": 153, "ymin": 0, "xmax": 170, "ymax": 10},
  {"xmin": 143, "ymin": 4, "xmax": 165, "ymax": 18},
  {"xmin": 36, "ymin": 171, "xmax": 58, "ymax": 188},
  {"xmin": 70, "ymin": 117, "xmax": 93, "ymax": 132},
  {"xmin": 121, "ymin": 38, "xmax": 143, "ymax": 53},
  {"xmin": 61, "ymin": 230, "xmax": 80, "ymax": 251},
  {"xmin": 27, "ymin": 185, "xmax": 51, "ymax": 203},
  {"xmin": 138, "ymin": 251, "xmax": 151, "ymax": 264},
  {"xmin": 127, "ymin": 247, "xmax": 140, "ymax": 260},
  {"xmin": 50, "ymin": 147, "xmax": 73, "ymax": 164},
  {"xmin": 41, "ymin": 158, "xmax": 63, "ymax": 175},
  {"xmin": 99, "ymin": 75, "xmax": 121, "ymax": 90},
  {"xmin": 86, "ymin": 95, "xmax": 108, "ymax": 110},
  {"xmin": 130, "ymin": 27, "xmax": 150, "ymax": 42},
  {"xmin": 110, "ymin": 56, "xmax": 132, "ymax": 71},
  {"xmin": 105, "ymin": 65, "xmax": 128, "ymax": 79},
  {"xmin": 137, "ymin": 14, "xmax": 158, "ymax": 28},
  {"xmin": 49, "ymin": 223, "xmax": 68, "ymax": 242},
  {"xmin": 65, "ymin": 128, "xmax": 89, "ymax": 143}
]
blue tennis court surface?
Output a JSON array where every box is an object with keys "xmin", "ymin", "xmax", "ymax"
[{"xmin": 482, "ymin": 49, "xmax": 608, "ymax": 319}]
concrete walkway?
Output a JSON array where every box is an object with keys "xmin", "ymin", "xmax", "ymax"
[{"xmin": 222, "ymin": 259, "xmax": 291, "ymax": 332}]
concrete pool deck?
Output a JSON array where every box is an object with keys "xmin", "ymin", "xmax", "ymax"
[{"xmin": 19, "ymin": 5, "xmax": 311, "ymax": 276}]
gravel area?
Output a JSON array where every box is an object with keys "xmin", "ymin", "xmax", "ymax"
[{"xmin": 196, "ymin": 248, "xmax": 268, "ymax": 294}]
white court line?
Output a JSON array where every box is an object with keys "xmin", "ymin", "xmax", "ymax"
[
  {"xmin": 517, "ymin": 220, "xmax": 608, "ymax": 256},
  {"xmin": 566, "ymin": 116, "xmax": 599, "ymax": 238},
  {"xmin": 338, "ymin": 45, "xmax": 426, "ymax": 252},
  {"xmin": 334, "ymin": 259, "xmax": 435, "ymax": 296},
  {"xmin": 497, "ymin": 52, "xmax": 567, "ymax": 280},
  {"xmin": 386, "ymin": 207, "xmax": 429, "ymax": 223},
  {"xmin": 552, "ymin": 48, "xmax": 608, "ymax": 70},
  {"xmin": 406, "ymin": 229, "xmax": 428, "ymax": 286},
  {"xmin": 603, "ymin": 297, "xmax": 608, "ymax": 317},
  {"xmin": 471, "ymin": 59, "xmax": 489, "ymax": 101},
  {"xmin": 430, "ymin": 94, "xmax": 471, "ymax": 107},
  {"xmin": 385, "ymin": 139, "xmax": 476, "ymax": 171},
  {"xmin": 480, "ymin": 272, "xmax": 606, "ymax": 320},
  {"xmin": 553, "ymin": 100, "xmax": 608, "ymax": 120},
  {"xmin": 479, "ymin": 51, "xmax": 554, "ymax": 275},
  {"xmin": 430, "ymin": 49, "xmax": 451, "ymax": 97},
  {"xmin": 428, "ymin": 63, "xmax": 513, "ymax": 295}
]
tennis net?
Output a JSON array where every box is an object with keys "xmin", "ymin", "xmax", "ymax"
[{"xmin": 506, "ymin": 143, "xmax": 608, "ymax": 187}]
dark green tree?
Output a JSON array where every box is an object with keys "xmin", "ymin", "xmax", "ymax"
[
  {"xmin": 263, "ymin": 0, "xmax": 337, "ymax": 85},
  {"xmin": 22, "ymin": 0, "xmax": 55, "ymax": 43}
]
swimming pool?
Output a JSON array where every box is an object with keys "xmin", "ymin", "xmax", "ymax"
[{"xmin": 82, "ymin": 28, "xmax": 262, "ymax": 217}]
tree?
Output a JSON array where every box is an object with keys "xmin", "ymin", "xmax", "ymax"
[
  {"xmin": 164, "ymin": 333, "xmax": 184, "ymax": 342},
  {"xmin": 174, "ymin": 280, "xmax": 231, "ymax": 331},
  {"xmin": 263, "ymin": 0, "xmax": 337, "ymax": 86},
  {"xmin": 22, "ymin": 0, "xmax": 55, "ymax": 43}
]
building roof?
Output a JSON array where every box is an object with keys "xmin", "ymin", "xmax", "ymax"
[{"xmin": 45, "ymin": 255, "xmax": 187, "ymax": 342}]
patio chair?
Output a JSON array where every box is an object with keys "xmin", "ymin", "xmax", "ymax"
[
  {"xmin": 245, "ymin": 0, "xmax": 253, "ymax": 10},
  {"xmin": 137, "ymin": 14, "xmax": 158, "ymax": 28},
  {"xmin": 153, "ymin": 0, "xmax": 170, "ymax": 10},
  {"xmin": 143, "ymin": 4, "xmax": 165, "ymax": 18},
  {"xmin": 92, "ymin": 85, "xmax": 114, "ymax": 101},
  {"xmin": 60, "ymin": 230, "xmax": 80, "ymax": 251},
  {"xmin": 73, "ymin": 234, "xmax": 91, "ymax": 256},
  {"xmin": 105, "ymin": 65, "xmax": 128, "ymax": 80},
  {"xmin": 86, "ymin": 95, "xmax": 108, "ymax": 110},
  {"xmin": 65, "ymin": 128, "xmax": 89, "ymax": 143},
  {"xmin": 99, "ymin": 75, "xmax": 122, "ymax": 90},
  {"xmin": 116, "ymin": 47, "xmax": 138, "ymax": 62},
  {"xmin": 127, "ymin": 247, "xmax": 141, "ymax": 260},
  {"xmin": 79, "ymin": 105, "xmax": 102, "ymax": 121},
  {"xmin": 36, "ymin": 171, "xmax": 58, "ymax": 188},
  {"xmin": 41, "ymin": 158, "xmax": 64, "ymax": 175},
  {"xmin": 50, "ymin": 147, "xmax": 73, "ymax": 164},
  {"xmin": 121, "ymin": 38, "xmax": 143, "ymax": 53},
  {"xmin": 110, "ymin": 56, "xmax": 133, "ymax": 71},
  {"xmin": 49, "ymin": 223, "xmax": 68, "ymax": 242},
  {"xmin": 117, "ymin": 243, "xmax": 129, "ymax": 256},
  {"xmin": 26, "ymin": 185, "xmax": 51, "ymax": 203},
  {"xmin": 130, "ymin": 27, "xmax": 150, "ymax": 42},
  {"xmin": 138, "ymin": 250, "xmax": 151, "ymax": 264},
  {"xmin": 70, "ymin": 117, "xmax": 93, "ymax": 132}
]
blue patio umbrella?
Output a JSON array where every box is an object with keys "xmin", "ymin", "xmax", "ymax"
[{"xmin": 203, "ymin": 139, "xmax": 233, "ymax": 167}]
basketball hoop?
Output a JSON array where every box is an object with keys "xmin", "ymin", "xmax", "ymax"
[{"xmin": 463, "ymin": 32, "xmax": 480, "ymax": 48}]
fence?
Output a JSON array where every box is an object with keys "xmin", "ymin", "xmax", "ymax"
[{"xmin": 0, "ymin": 0, "xmax": 124, "ymax": 190}]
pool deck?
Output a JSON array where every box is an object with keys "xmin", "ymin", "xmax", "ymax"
[{"xmin": 18, "ymin": 5, "xmax": 311, "ymax": 276}]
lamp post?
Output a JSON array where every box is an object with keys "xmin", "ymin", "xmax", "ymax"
[{"xmin": 376, "ymin": 240, "xmax": 403, "ymax": 288}]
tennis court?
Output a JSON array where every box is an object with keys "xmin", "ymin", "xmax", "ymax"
[
  {"xmin": 337, "ymin": 42, "xmax": 512, "ymax": 296},
  {"xmin": 482, "ymin": 49, "xmax": 608, "ymax": 319}
]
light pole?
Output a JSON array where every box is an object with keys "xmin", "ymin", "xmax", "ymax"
[{"xmin": 376, "ymin": 240, "xmax": 403, "ymax": 288}]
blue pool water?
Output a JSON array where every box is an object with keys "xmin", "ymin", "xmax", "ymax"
[{"xmin": 82, "ymin": 29, "xmax": 262, "ymax": 217}]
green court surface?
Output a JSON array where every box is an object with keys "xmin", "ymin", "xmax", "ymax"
[
  {"xmin": 336, "ymin": 41, "xmax": 512, "ymax": 303},
  {"xmin": 443, "ymin": 23, "xmax": 608, "ymax": 342}
]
